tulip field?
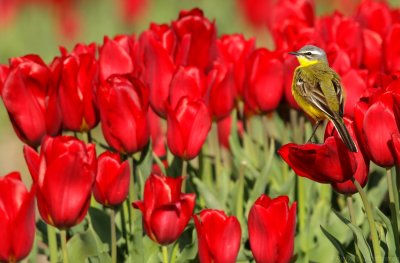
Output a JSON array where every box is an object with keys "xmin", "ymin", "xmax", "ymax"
[{"xmin": 2, "ymin": 0, "xmax": 400, "ymax": 262}]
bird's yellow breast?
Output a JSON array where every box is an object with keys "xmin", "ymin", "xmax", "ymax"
[{"xmin": 297, "ymin": 57, "xmax": 319, "ymax": 67}]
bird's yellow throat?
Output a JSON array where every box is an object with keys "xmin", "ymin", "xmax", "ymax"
[{"xmin": 297, "ymin": 56, "xmax": 319, "ymax": 67}]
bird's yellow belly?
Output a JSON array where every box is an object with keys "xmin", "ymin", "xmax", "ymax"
[{"xmin": 292, "ymin": 89, "xmax": 326, "ymax": 121}]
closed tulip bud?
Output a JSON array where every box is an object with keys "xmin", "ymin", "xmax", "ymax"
[
  {"xmin": 206, "ymin": 61, "xmax": 235, "ymax": 120},
  {"xmin": 0, "ymin": 172, "xmax": 35, "ymax": 263},
  {"xmin": 93, "ymin": 151, "xmax": 130, "ymax": 206},
  {"xmin": 1, "ymin": 55, "xmax": 62, "ymax": 148},
  {"xmin": 385, "ymin": 24, "xmax": 400, "ymax": 73},
  {"xmin": 23, "ymin": 136, "xmax": 96, "ymax": 229},
  {"xmin": 97, "ymin": 74, "xmax": 150, "ymax": 154},
  {"xmin": 244, "ymin": 48, "xmax": 284, "ymax": 114},
  {"xmin": 278, "ymin": 137, "xmax": 357, "ymax": 184},
  {"xmin": 193, "ymin": 209, "xmax": 241, "ymax": 263},
  {"xmin": 58, "ymin": 46, "xmax": 99, "ymax": 132},
  {"xmin": 248, "ymin": 195, "xmax": 296, "ymax": 263},
  {"xmin": 133, "ymin": 174, "xmax": 196, "ymax": 245},
  {"xmin": 99, "ymin": 35, "xmax": 138, "ymax": 82},
  {"xmin": 355, "ymin": 0, "xmax": 392, "ymax": 38},
  {"xmin": 166, "ymin": 97, "xmax": 211, "ymax": 160},
  {"xmin": 140, "ymin": 28, "xmax": 176, "ymax": 117},
  {"xmin": 341, "ymin": 69, "xmax": 368, "ymax": 118},
  {"xmin": 217, "ymin": 34, "xmax": 255, "ymax": 99},
  {"xmin": 362, "ymin": 92, "xmax": 400, "ymax": 167},
  {"xmin": 172, "ymin": 8, "xmax": 217, "ymax": 72}
]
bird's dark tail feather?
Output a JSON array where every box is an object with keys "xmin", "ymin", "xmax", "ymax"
[{"xmin": 331, "ymin": 118, "xmax": 358, "ymax": 152}]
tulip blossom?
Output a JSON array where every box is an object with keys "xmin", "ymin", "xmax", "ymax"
[
  {"xmin": 166, "ymin": 97, "xmax": 211, "ymax": 160},
  {"xmin": 248, "ymin": 195, "xmax": 296, "ymax": 263},
  {"xmin": 217, "ymin": 34, "xmax": 255, "ymax": 99},
  {"xmin": 172, "ymin": 8, "xmax": 217, "ymax": 72},
  {"xmin": 278, "ymin": 137, "xmax": 357, "ymax": 184},
  {"xmin": 97, "ymin": 74, "xmax": 150, "ymax": 154},
  {"xmin": 244, "ymin": 48, "xmax": 284, "ymax": 114},
  {"xmin": 24, "ymin": 136, "xmax": 96, "ymax": 229},
  {"xmin": 0, "ymin": 172, "xmax": 35, "ymax": 263},
  {"xmin": 93, "ymin": 151, "xmax": 130, "ymax": 206},
  {"xmin": 193, "ymin": 209, "xmax": 241, "ymax": 263},
  {"xmin": 132, "ymin": 174, "xmax": 196, "ymax": 245},
  {"xmin": 385, "ymin": 24, "xmax": 400, "ymax": 73},
  {"xmin": 355, "ymin": 0, "xmax": 392, "ymax": 38},
  {"xmin": 58, "ymin": 44, "xmax": 99, "ymax": 132},
  {"xmin": 99, "ymin": 35, "xmax": 138, "ymax": 82},
  {"xmin": 325, "ymin": 118, "xmax": 369, "ymax": 194},
  {"xmin": 361, "ymin": 91, "xmax": 400, "ymax": 167},
  {"xmin": 1, "ymin": 55, "xmax": 62, "ymax": 148}
]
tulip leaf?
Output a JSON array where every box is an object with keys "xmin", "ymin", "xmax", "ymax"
[
  {"xmin": 332, "ymin": 210, "xmax": 373, "ymax": 263},
  {"xmin": 192, "ymin": 177, "xmax": 225, "ymax": 210},
  {"xmin": 66, "ymin": 225, "xmax": 111, "ymax": 263},
  {"xmin": 320, "ymin": 226, "xmax": 349, "ymax": 262},
  {"xmin": 175, "ymin": 228, "xmax": 198, "ymax": 263},
  {"xmin": 89, "ymin": 207, "xmax": 113, "ymax": 245},
  {"xmin": 137, "ymin": 141, "xmax": 153, "ymax": 180},
  {"xmin": 375, "ymin": 208, "xmax": 398, "ymax": 262},
  {"xmin": 167, "ymin": 156, "xmax": 183, "ymax": 177}
]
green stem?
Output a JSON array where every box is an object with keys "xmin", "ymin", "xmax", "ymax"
[
  {"xmin": 109, "ymin": 208, "xmax": 117, "ymax": 263},
  {"xmin": 297, "ymin": 176, "xmax": 309, "ymax": 262},
  {"xmin": 170, "ymin": 243, "xmax": 179, "ymax": 263},
  {"xmin": 211, "ymin": 122, "xmax": 222, "ymax": 191},
  {"xmin": 86, "ymin": 130, "xmax": 92, "ymax": 144},
  {"xmin": 181, "ymin": 160, "xmax": 188, "ymax": 192},
  {"xmin": 47, "ymin": 224, "xmax": 58, "ymax": 263},
  {"xmin": 352, "ymin": 178, "xmax": 382, "ymax": 263},
  {"xmin": 162, "ymin": 246, "xmax": 169, "ymax": 263},
  {"xmin": 346, "ymin": 196, "xmax": 362, "ymax": 262},
  {"xmin": 61, "ymin": 230, "xmax": 69, "ymax": 263},
  {"xmin": 236, "ymin": 163, "xmax": 245, "ymax": 224},
  {"xmin": 386, "ymin": 168, "xmax": 400, "ymax": 253}
]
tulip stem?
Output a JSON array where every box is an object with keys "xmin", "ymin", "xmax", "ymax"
[
  {"xmin": 346, "ymin": 196, "xmax": 362, "ymax": 262},
  {"xmin": 61, "ymin": 230, "xmax": 69, "ymax": 263},
  {"xmin": 162, "ymin": 246, "xmax": 169, "ymax": 263},
  {"xmin": 352, "ymin": 178, "xmax": 382, "ymax": 263},
  {"xmin": 86, "ymin": 130, "xmax": 92, "ymax": 143},
  {"xmin": 386, "ymin": 168, "xmax": 400, "ymax": 252},
  {"xmin": 181, "ymin": 160, "xmax": 188, "ymax": 192},
  {"xmin": 47, "ymin": 224, "xmax": 58, "ymax": 263},
  {"xmin": 109, "ymin": 208, "xmax": 117, "ymax": 263}
]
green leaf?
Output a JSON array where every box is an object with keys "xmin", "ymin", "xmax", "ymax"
[
  {"xmin": 66, "ymin": 225, "xmax": 111, "ymax": 263},
  {"xmin": 192, "ymin": 177, "xmax": 225, "ymax": 210},
  {"xmin": 375, "ymin": 208, "xmax": 398, "ymax": 263},
  {"xmin": 321, "ymin": 226, "xmax": 348, "ymax": 262},
  {"xmin": 332, "ymin": 210, "xmax": 373, "ymax": 263}
]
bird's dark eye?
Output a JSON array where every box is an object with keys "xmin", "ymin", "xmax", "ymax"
[{"xmin": 306, "ymin": 52, "xmax": 312, "ymax": 56}]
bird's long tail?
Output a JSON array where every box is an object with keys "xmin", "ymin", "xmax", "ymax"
[{"xmin": 330, "ymin": 118, "xmax": 358, "ymax": 152}]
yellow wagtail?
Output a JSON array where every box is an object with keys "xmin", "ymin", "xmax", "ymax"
[{"xmin": 289, "ymin": 45, "xmax": 358, "ymax": 152}]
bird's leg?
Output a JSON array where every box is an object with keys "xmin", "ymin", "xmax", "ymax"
[{"xmin": 307, "ymin": 121, "xmax": 321, "ymax": 143}]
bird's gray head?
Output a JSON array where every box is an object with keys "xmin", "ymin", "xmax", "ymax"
[{"xmin": 289, "ymin": 45, "xmax": 328, "ymax": 64}]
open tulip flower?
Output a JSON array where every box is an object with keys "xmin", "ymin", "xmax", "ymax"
[
  {"xmin": 133, "ymin": 174, "xmax": 196, "ymax": 245},
  {"xmin": 0, "ymin": 172, "xmax": 35, "ymax": 263},
  {"xmin": 193, "ymin": 209, "xmax": 241, "ymax": 263},
  {"xmin": 23, "ymin": 136, "xmax": 96, "ymax": 229},
  {"xmin": 248, "ymin": 195, "xmax": 296, "ymax": 263}
]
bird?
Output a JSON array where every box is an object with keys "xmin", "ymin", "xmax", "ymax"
[{"xmin": 289, "ymin": 44, "xmax": 358, "ymax": 152}]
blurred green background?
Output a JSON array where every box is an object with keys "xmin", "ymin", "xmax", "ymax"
[{"xmin": 0, "ymin": 0, "xmax": 398, "ymax": 183}]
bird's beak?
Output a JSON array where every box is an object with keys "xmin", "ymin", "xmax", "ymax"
[{"xmin": 288, "ymin": 51, "xmax": 299, "ymax": 56}]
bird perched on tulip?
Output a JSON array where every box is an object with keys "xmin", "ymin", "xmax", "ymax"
[{"xmin": 289, "ymin": 45, "xmax": 358, "ymax": 152}]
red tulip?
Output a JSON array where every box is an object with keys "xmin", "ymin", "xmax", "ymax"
[
  {"xmin": 58, "ymin": 45, "xmax": 99, "ymax": 132},
  {"xmin": 362, "ymin": 91, "xmax": 400, "ymax": 167},
  {"xmin": 23, "ymin": 136, "xmax": 96, "ymax": 229},
  {"xmin": 148, "ymin": 107, "xmax": 166, "ymax": 157},
  {"xmin": 99, "ymin": 34, "xmax": 139, "ymax": 82},
  {"xmin": 355, "ymin": 0, "xmax": 392, "ymax": 38},
  {"xmin": 1, "ymin": 55, "xmax": 62, "ymax": 147},
  {"xmin": 119, "ymin": 0, "xmax": 147, "ymax": 24},
  {"xmin": 362, "ymin": 29, "xmax": 383, "ymax": 72},
  {"xmin": 385, "ymin": 24, "xmax": 400, "ymax": 73},
  {"xmin": 205, "ymin": 61, "xmax": 235, "ymax": 120},
  {"xmin": 0, "ymin": 172, "xmax": 35, "ymax": 263},
  {"xmin": 93, "ymin": 151, "xmax": 130, "ymax": 206},
  {"xmin": 172, "ymin": 8, "xmax": 217, "ymax": 72},
  {"xmin": 341, "ymin": 69, "xmax": 368, "ymax": 118},
  {"xmin": 97, "ymin": 74, "xmax": 150, "ymax": 154},
  {"xmin": 248, "ymin": 195, "xmax": 296, "ymax": 263},
  {"xmin": 140, "ymin": 26, "xmax": 176, "ymax": 117},
  {"xmin": 217, "ymin": 34, "xmax": 255, "ymax": 99},
  {"xmin": 169, "ymin": 66, "xmax": 207, "ymax": 110},
  {"xmin": 193, "ymin": 209, "xmax": 241, "ymax": 263},
  {"xmin": 325, "ymin": 118, "xmax": 369, "ymax": 194},
  {"xmin": 278, "ymin": 137, "xmax": 357, "ymax": 184},
  {"xmin": 166, "ymin": 97, "xmax": 211, "ymax": 160},
  {"xmin": 0, "ymin": 64, "xmax": 9, "ymax": 93},
  {"xmin": 132, "ymin": 174, "xmax": 196, "ymax": 245},
  {"xmin": 244, "ymin": 48, "xmax": 284, "ymax": 114}
]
